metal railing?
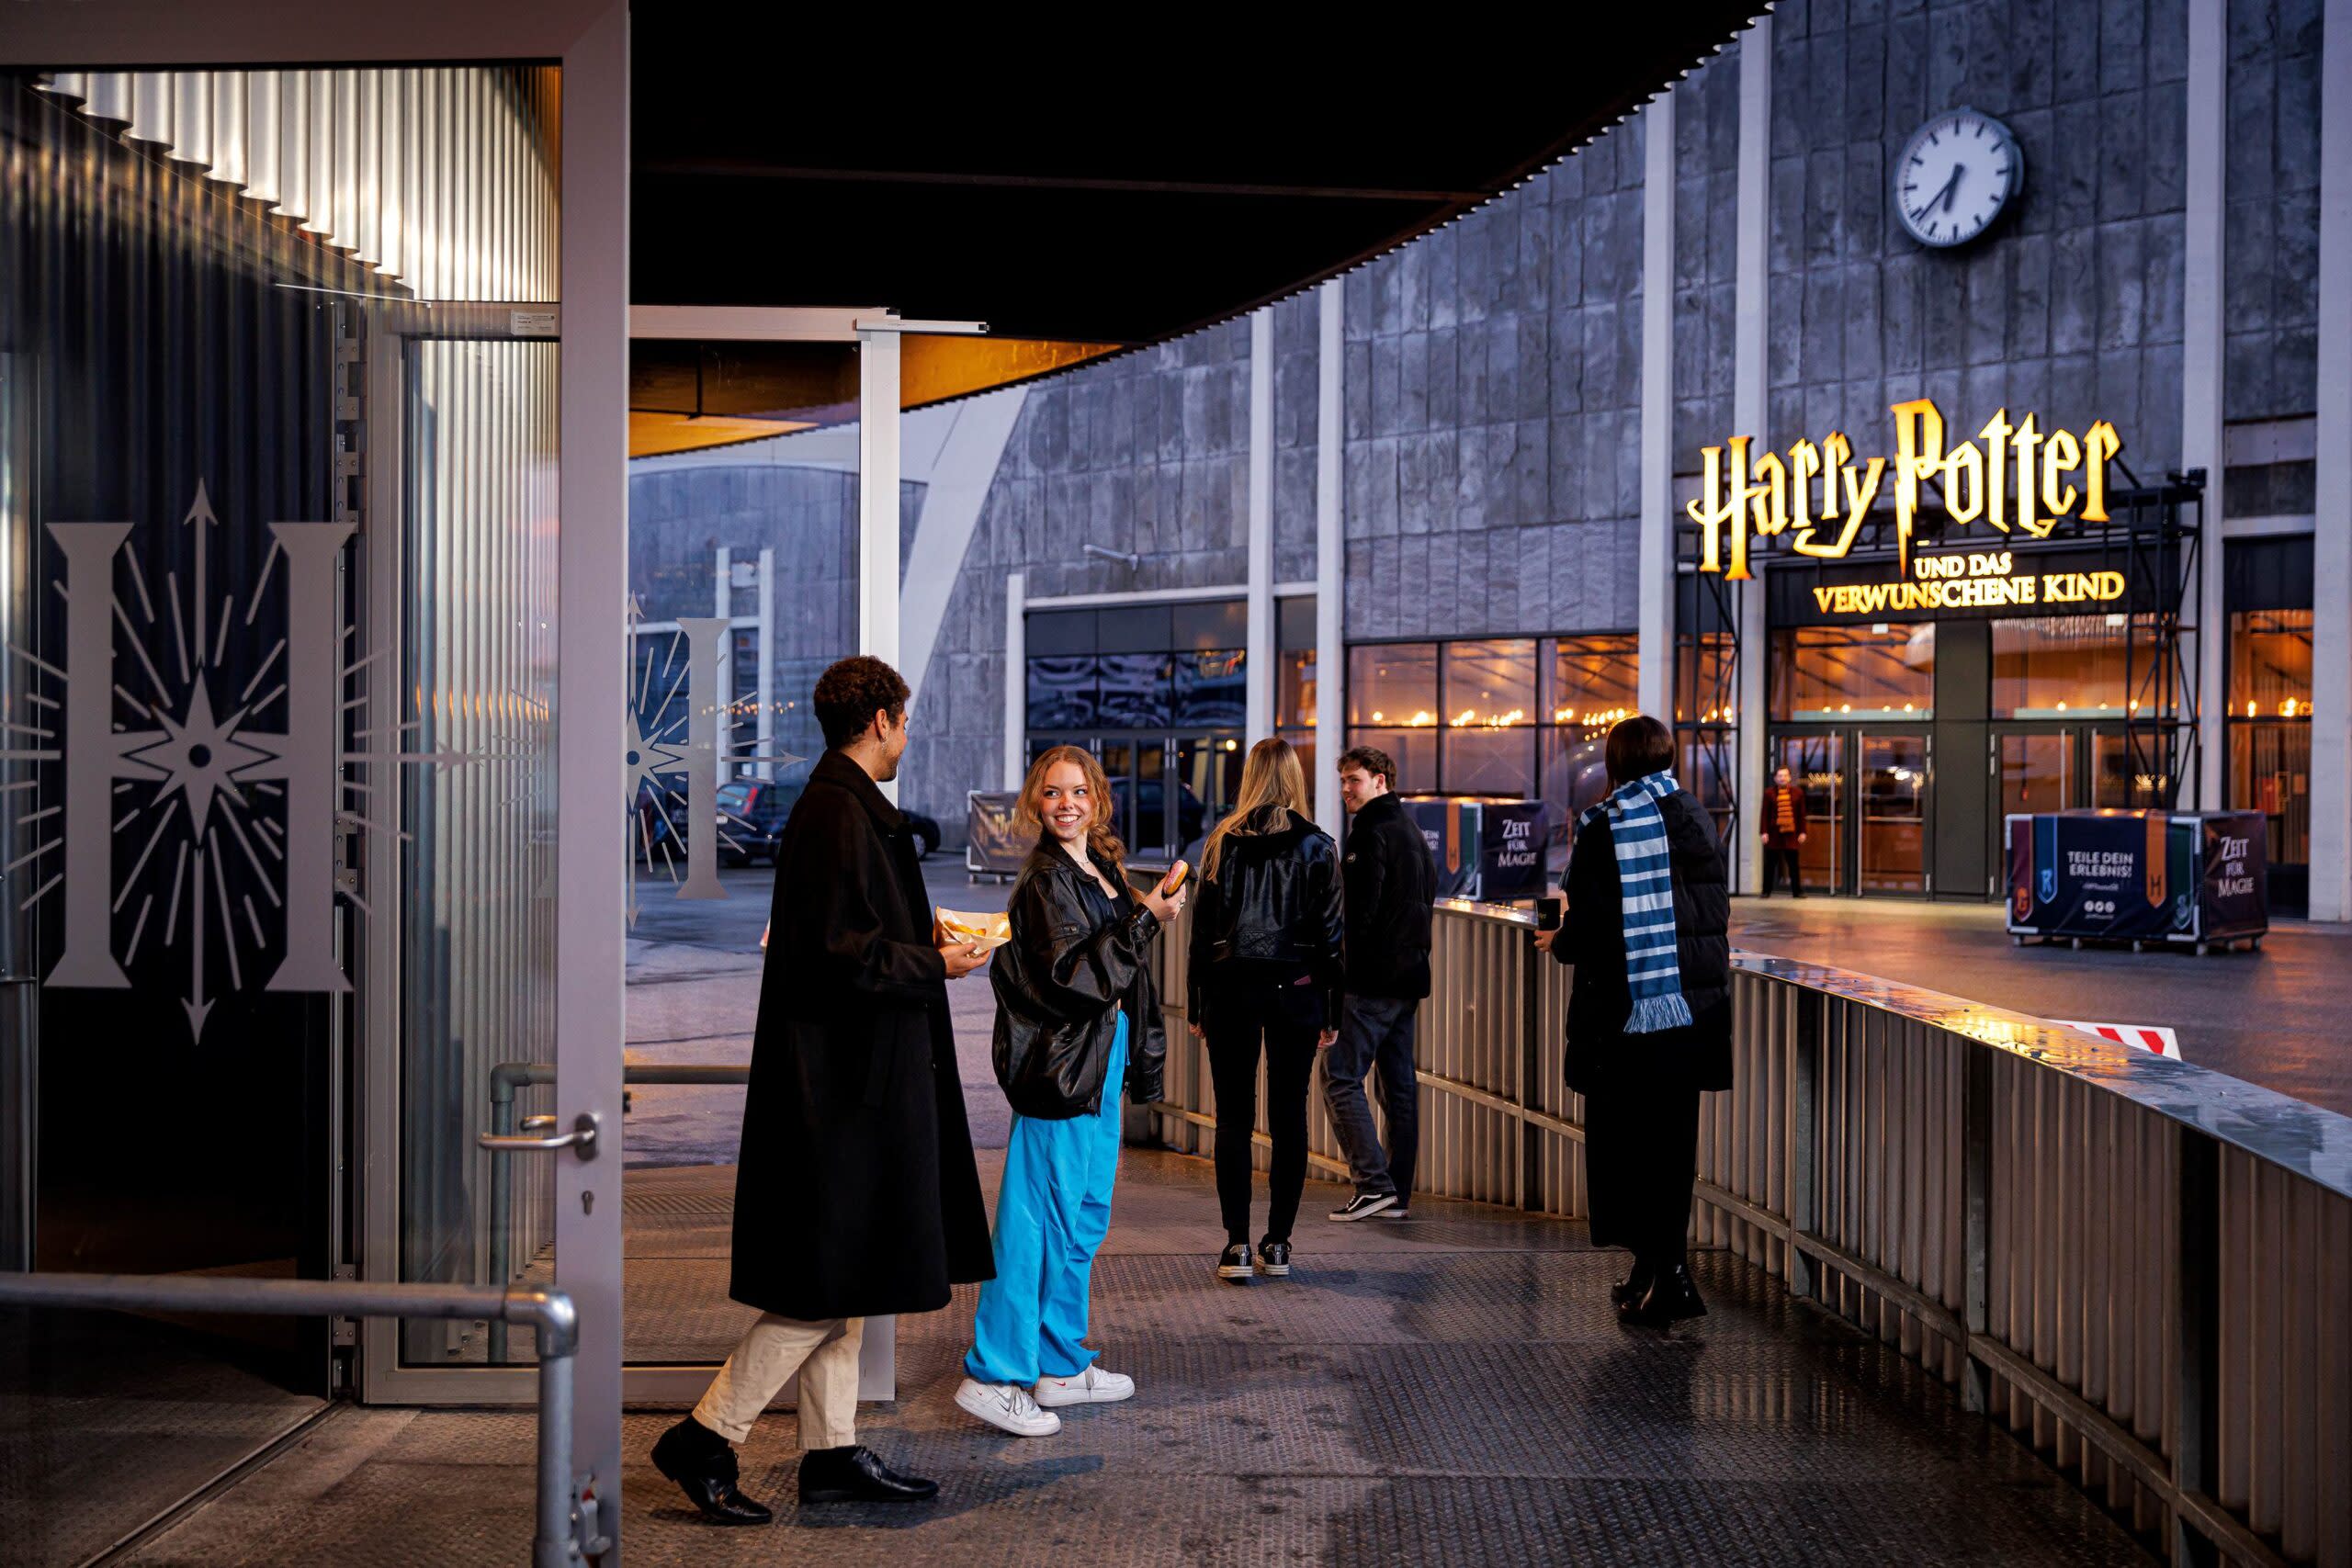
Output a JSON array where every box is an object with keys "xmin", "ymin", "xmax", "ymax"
[
  {"xmin": 484, "ymin": 1060, "xmax": 748, "ymax": 1363},
  {"xmin": 1148, "ymin": 897, "xmax": 2352, "ymax": 1567},
  {"xmin": 0, "ymin": 1270, "xmax": 602, "ymax": 1566}
]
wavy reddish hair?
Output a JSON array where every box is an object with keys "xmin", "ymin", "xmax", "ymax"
[{"xmin": 1015, "ymin": 744, "xmax": 1128, "ymax": 878}]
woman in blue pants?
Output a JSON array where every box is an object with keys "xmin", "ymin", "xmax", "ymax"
[{"xmin": 955, "ymin": 746, "xmax": 1185, "ymax": 1437}]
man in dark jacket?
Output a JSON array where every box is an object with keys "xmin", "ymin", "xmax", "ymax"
[
  {"xmin": 1535, "ymin": 716, "xmax": 1732, "ymax": 1327},
  {"xmin": 1321, "ymin": 746, "xmax": 1438, "ymax": 1223},
  {"xmin": 652, "ymin": 656, "xmax": 994, "ymax": 1524}
]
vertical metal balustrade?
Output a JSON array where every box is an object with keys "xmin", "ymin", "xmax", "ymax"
[{"xmin": 1147, "ymin": 897, "xmax": 2351, "ymax": 1565}]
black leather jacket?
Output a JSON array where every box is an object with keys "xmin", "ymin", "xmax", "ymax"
[
  {"xmin": 989, "ymin": 840, "xmax": 1168, "ymax": 1120},
  {"xmin": 1186, "ymin": 806, "xmax": 1345, "ymax": 1026},
  {"xmin": 1340, "ymin": 790, "xmax": 1437, "ymax": 1000}
]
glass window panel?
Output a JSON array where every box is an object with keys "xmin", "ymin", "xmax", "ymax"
[
  {"xmin": 1027, "ymin": 609, "xmax": 1097, "ymax": 656},
  {"xmin": 1991, "ymin": 615, "xmax": 2170, "ymax": 720},
  {"xmin": 1675, "ymin": 731, "xmax": 1736, "ymax": 846},
  {"xmin": 2228, "ymin": 609, "xmax": 2313, "ymax": 717},
  {"xmin": 1442, "ymin": 728, "xmax": 1536, "ymax": 797},
  {"xmin": 1440, "ymin": 638, "xmax": 1536, "ymax": 728},
  {"xmin": 1173, "ymin": 649, "xmax": 1246, "ymax": 728},
  {"xmin": 1770, "ymin": 731, "xmax": 1847, "ymax": 894},
  {"xmin": 1675, "ymin": 633, "xmax": 1736, "ymax": 725},
  {"xmin": 1277, "ymin": 647, "xmax": 1317, "ymax": 730},
  {"xmin": 1094, "ymin": 603, "xmax": 1172, "ymax": 654},
  {"xmin": 1277, "ymin": 595, "xmax": 1317, "ymax": 649},
  {"xmin": 1539, "ymin": 728, "xmax": 1611, "ymax": 879},
  {"xmin": 1279, "ymin": 728, "xmax": 1317, "ymax": 794},
  {"xmin": 1026, "ymin": 655, "xmax": 1097, "ymax": 729},
  {"xmin": 2090, "ymin": 729, "xmax": 2181, "ymax": 809},
  {"xmin": 1096, "ymin": 653, "xmax": 1172, "ymax": 728},
  {"xmin": 2229, "ymin": 721, "xmax": 2311, "ymax": 866},
  {"xmin": 1172, "ymin": 598, "xmax": 1249, "ymax": 650},
  {"xmin": 1348, "ymin": 727, "xmax": 1437, "ymax": 794},
  {"xmin": 1350, "ymin": 643, "xmax": 1437, "ymax": 727},
  {"xmin": 1770, "ymin": 624, "xmax": 1936, "ymax": 720},
  {"xmin": 1543, "ymin": 634, "xmax": 1637, "ymax": 729}
]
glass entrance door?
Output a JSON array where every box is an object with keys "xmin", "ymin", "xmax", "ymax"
[
  {"xmin": 1858, "ymin": 732, "xmax": 1930, "ymax": 895},
  {"xmin": 1768, "ymin": 732, "xmax": 1847, "ymax": 894}
]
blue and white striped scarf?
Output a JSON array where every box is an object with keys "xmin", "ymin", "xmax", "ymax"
[{"xmin": 1577, "ymin": 770, "xmax": 1693, "ymax": 1034}]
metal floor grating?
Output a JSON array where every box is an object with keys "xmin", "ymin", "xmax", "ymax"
[{"xmin": 126, "ymin": 1148, "xmax": 2147, "ymax": 1565}]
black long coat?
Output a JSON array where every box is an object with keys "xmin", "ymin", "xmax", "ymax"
[
  {"xmin": 1553, "ymin": 788, "xmax": 1735, "ymax": 1098},
  {"xmin": 727, "ymin": 749, "xmax": 993, "ymax": 1321}
]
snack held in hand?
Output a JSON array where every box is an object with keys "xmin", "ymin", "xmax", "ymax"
[
  {"xmin": 936, "ymin": 907, "xmax": 1012, "ymax": 951},
  {"xmin": 1159, "ymin": 859, "xmax": 1190, "ymax": 897}
]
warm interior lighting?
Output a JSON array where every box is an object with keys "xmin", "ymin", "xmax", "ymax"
[{"xmin": 628, "ymin": 410, "xmax": 814, "ymax": 457}]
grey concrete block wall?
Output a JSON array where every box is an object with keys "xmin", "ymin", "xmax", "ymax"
[
  {"xmin": 897, "ymin": 320, "xmax": 1263, "ymax": 833},
  {"xmin": 1766, "ymin": 0, "xmax": 2189, "ymax": 474},
  {"xmin": 1675, "ymin": 38, "xmax": 1743, "ymax": 469},
  {"xmin": 1344, "ymin": 103, "xmax": 1650, "ymax": 643},
  {"xmin": 2224, "ymin": 0, "xmax": 2324, "ymax": 424}
]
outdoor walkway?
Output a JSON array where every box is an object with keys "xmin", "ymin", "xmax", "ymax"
[{"xmin": 128, "ymin": 1149, "xmax": 2144, "ymax": 1566}]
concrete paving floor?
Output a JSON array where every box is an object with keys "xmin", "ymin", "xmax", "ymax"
[
  {"xmin": 127, "ymin": 1148, "xmax": 2145, "ymax": 1568},
  {"xmin": 1730, "ymin": 896, "xmax": 2352, "ymax": 1116}
]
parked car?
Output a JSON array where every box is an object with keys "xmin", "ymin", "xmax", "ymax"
[{"xmin": 665, "ymin": 777, "xmax": 942, "ymax": 866}]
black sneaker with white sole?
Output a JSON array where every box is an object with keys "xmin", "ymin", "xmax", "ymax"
[
  {"xmin": 1216, "ymin": 1240, "xmax": 1254, "ymax": 1281},
  {"xmin": 1255, "ymin": 1238, "xmax": 1293, "ymax": 1278},
  {"xmin": 1329, "ymin": 1191, "xmax": 1398, "ymax": 1223}
]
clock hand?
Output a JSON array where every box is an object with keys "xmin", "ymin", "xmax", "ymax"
[{"xmin": 1939, "ymin": 164, "xmax": 1966, "ymax": 212}]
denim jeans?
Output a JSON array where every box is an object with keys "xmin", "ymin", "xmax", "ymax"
[{"xmin": 1321, "ymin": 994, "xmax": 1419, "ymax": 1200}]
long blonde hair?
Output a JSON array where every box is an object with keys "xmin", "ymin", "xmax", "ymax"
[
  {"xmin": 1201, "ymin": 737, "xmax": 1311, "ymax": 881},
  {"xmin": 1015, "ymin": 744, "xmax": 1128, "ymax": 878}
]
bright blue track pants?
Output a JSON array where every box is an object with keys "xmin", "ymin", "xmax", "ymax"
[{"xmin": 964, "ymin": 1011, "xmax": 1127, "ymax": 1387}]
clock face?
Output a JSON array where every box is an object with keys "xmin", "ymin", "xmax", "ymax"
[{"xmin": 1894, "ymin": 109, "xmax": 2021, "ymax": 248}]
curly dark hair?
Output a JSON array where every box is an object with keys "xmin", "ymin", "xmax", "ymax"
[
  {"xmin": 812, "ymin": 655, "xmax": 910, "ymax": 749},
  {"xmin": 1336, "ymin": 744, "xmax": 1397, "ymax": 791}
]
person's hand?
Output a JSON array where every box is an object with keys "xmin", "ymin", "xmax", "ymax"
[
  {"xmin": 1140, "ymin": 883, "xmax": 1187, "ymax": 923},
  {"xmin": 1798, "ymin": 832, "xmax": 1807, "ymax": 843},
  {"xmin": 1317, "ymin": 1028, "xmax": 1339, "ymax": 1049},
  {"xmin": 1190, "ymin": 1022, "xmax": 1205, "ymax": 1040},
  {"xmin": 1532, "ymin": 927, "xmax": 1558, "ymax": 953},
  {"xmin": 939, "ymin": 938, "xmax": 989, "ymax": 978}
]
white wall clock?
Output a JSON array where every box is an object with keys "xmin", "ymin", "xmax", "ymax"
[{"xmin": 1894, "ymin": 107, "xmax": 2022, "ymax": 249}]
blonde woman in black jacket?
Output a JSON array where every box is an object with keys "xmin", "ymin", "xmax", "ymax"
[
  {"xmin": 954, "ymin": 745, "xmax": 1186, "ymax": 1438},
  {"xmin": 1186, "ymin": 738, "xmax": 1345, "ymax": 1283}
]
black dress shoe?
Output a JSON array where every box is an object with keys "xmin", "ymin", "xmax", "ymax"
[
  {"xmin": 1618, "ymin": 1264, "xmax": 1707, "ymax": 1327},
  {"xmin": 650, "ymin": 1416, "xmax": 772, "ymax": 1526},
  {"xmin": 798, "ymin": 1444, "xmax": 939, "ymax": 1505},
  {"xmin": 1611, "ymin": 1262, "xmax": 1657, "ymax": 1308},
  {"xmin": 1255, "ymin": 1237, "xmax": 1293, "ymax": 1279},
  {"xmin": 1216, "ymin": 1240, "xmax": 1254, "ymax": 1281}
]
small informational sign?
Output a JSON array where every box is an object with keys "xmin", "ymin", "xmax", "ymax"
[
  {"xmin": 509, "ymin": 309, "xmax": 558, "ymax": 337},
  {"xmin": 2199, "ymin": 812, "xmax": 2268, "ymax": 940},
  {"xmin": 1401, "ymin": 797, "xmax": 1549, "ymax": 903},
  {"xmin": 966, "ymin": 791, "xmax": 1027, "ymax": 876}
]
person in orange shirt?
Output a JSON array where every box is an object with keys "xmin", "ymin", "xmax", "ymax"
[{"xmin": 1760, "ymin": 765, "xmax": 1807, "ymax": 897}]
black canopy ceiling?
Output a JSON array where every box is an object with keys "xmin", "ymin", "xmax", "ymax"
[{"xmin": 632, "ymin": 14, "xmax": 1765, "ymax": 346}]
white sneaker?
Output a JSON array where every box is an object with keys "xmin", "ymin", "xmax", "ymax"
[
  {"xmin": 1032, "ymin": 1366, "xmax": 1136, "ymax": 1408},
  {"xmin": 955, "ymin": 1376, "xmax": 1061, "ymax": 1437}
]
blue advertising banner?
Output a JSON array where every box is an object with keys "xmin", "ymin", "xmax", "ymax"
[
  {"xmin": 2006, "ymin": 809, "xmax": 2267, "ymax": 943},
  {"xmin": 1400, "ymin": 797, "xmax": 1549, "ymax": 904}
]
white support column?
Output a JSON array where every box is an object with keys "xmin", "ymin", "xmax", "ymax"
[
  {"xmin": 1732, "ymin": 19, "xmax": 1772, "ymax": 895},
  {"xmin": 1246, "ymin": 309, "xmax": 1275, "ymax": 745},
  {"xmin": 2186, "ymin": 0, "xmax": 2228, "ymax": 810},
  {"xmin": 858, "ymin": 326, "xmax": 902, "ymax": 799},
  {"xmin": 1315, "ymin": 280, "xmax": 1346, "ymax": 831},
  {"xmin": 1004, "ymin": 570, "xmax": 1027, "ymax": 788},
  {"xmin": 1637, "ymin": 93, "xmax": 1677, "ymax": 723},
  {"xmin": 553, "ymin": 0, "xmax": 628, "ymax": 1543},
  {"xmin": 2312, "ymin": 0, "xmax": 2352, "ymax": 920},
  {"xmin": 755, "ymin": 546, "xmax": 775, "ymax": 779},
  {"xmin": 713, "ymin": 545, "xmax": 733, "ymax": 777}
]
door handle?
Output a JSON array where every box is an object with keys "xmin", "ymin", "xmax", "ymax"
[{"xmin": 480, "ymin": 1111, "xmax": 600, "ymax": 1159}]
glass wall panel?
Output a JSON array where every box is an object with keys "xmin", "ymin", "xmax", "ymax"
[
  {"xmin": 2230, "ymin": 722, "xmax": 2311, "ymax": 867},
  {"xmin": 1770, "ymin": 624, "xmax": 1936, "ymax": 720},
  {"xmin": 1991, "ymin": 615, "xmax": 2169, "ymax": 720},
  {"xmin": 1858, "ymin": 733, "xmax": 1928, "ymax": 894},
  {"xmin": 1349, "ymin": 644, "xmax": 1439, "ymax": 727},
  {"xmin": 1174, "ymin": 649, "xmax": 1246, "ymax": 728},
  {"xmin": 1026, "ymin": 655, "xmax": 1098, "ymax": 729},
  {"xmin": 2229, "ymin": 608, "xmax": 2312, "ymax": 718},
  {"xmin": 1096, "ymin": 653, "xmax": 1172, "ymax": 728},
  {"xmin": 1344, "ymin": 728, "xmax": 1438, "ymax": 794},
  {"xmin": 1770, "ymin": 732, "xmax": 1847, "ymax": 893}
]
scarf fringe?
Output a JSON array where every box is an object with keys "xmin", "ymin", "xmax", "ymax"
[{"xmin": 1625, "ymin": 992, "xmax": 1694, "ymax": 1035}]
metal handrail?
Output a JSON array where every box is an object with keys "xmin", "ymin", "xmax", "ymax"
[
  {"xmin": 484, "ymin": 1060, "xmax": 749, "ymax": 1363},
  {"xmin": 1146, "ymin": 896, "xmax": 2350, "ymax": 1566},
  {"xmin": 0, "ymin": 1270, "xmax": 603, "ymax": 1566}
]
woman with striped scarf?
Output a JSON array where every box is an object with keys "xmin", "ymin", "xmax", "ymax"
[{"xmin": 1533, "ymin": 716, "xmax": 1733, "ymax": 1326}]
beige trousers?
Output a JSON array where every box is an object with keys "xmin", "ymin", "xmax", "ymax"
[{"xmin": 691, "ymin": 1314, "xmax": 864, "ymax": 1450}]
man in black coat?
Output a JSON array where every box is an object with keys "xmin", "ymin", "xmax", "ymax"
[
  {"xmin": 1321, "ymin": 745, "xmax": 1439, "ymax": 1223},
  {"xmin": 652, "ymin": 656, "xmax": 994, "ymax": 1523}
]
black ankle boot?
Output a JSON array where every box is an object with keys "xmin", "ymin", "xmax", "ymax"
[
  {"xmin": 650, "ymin": 1416, "xmax": 772, "ymax": 1526},
  {"xmin": 1618, "ymin": 1263, "xmax": 1707, "ymax": 1327}
]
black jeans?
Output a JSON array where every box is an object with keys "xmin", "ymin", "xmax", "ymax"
[
  {"xmin": 1202, "ymin": 971, "xmax": 1322, "ymax": 1245},
  {"xmin": 1583, "ymin": 1074, "xmax": 1702, "ymax": 1273},
  {"xmin": 1762, "ymin": 844, "xmax": 1804, "ymax": 897},
  {"xmin": 1322, "ymin": 994, "xmax": 1419, "ymax": 1199}
]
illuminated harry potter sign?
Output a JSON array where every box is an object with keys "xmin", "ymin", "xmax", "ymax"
[
  {"xmin": 1808, "ymin": 550, "xmax": 2125, "ymax": 618},
  {"xmin": 1689, "ymin": 399, "xmax": 2122, "ymax": 578}
]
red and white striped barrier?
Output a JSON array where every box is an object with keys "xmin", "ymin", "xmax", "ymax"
[{"xmin": 2056, "ymin": 1021, "xmax": 2181, "ymax": 1060}]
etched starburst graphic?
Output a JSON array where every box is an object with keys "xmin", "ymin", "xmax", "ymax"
[{"xmin": 15, "ymin": 480, "xmax": 473, "ymax": 1040}]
